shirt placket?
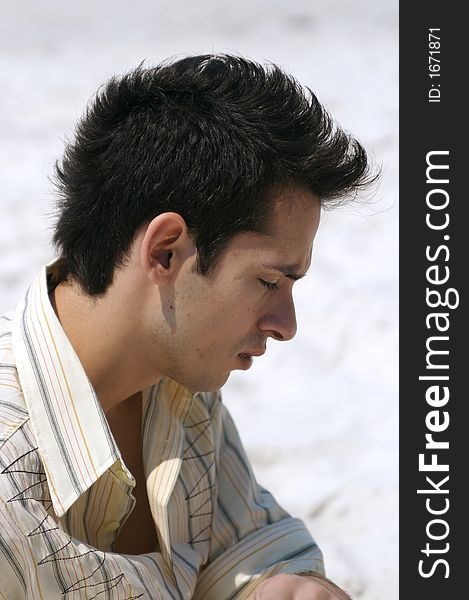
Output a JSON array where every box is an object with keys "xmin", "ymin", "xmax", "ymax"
[{"xmin": 63, "ymin": 463, "xmax": 136, "ymax": 551}]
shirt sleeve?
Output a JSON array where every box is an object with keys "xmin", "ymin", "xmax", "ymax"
[{"xmin": 193, "ymin": 394, "xmax": 325, "ymax": 600}]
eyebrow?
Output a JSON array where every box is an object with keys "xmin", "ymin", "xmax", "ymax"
[{"xmin": 262, "ymin": 263, "xmax": 308, "ymax": 281}]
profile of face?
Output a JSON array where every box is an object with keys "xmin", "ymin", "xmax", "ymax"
[{"xmin": 141, "ymin": 188, "xmax": 321, "ymax": 393}]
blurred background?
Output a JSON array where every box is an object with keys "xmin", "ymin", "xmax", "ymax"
[{"xmin": 0, "ymin": 1, "xmax": 398, "ymax": 598}]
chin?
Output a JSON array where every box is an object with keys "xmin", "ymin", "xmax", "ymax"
[{"xmin": 174, "ymin": 370, "xmax": 231, "ymax": 394}]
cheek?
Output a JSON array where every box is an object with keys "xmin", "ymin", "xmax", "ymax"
[{"xmin": 187, "ymin": 282, "xmax": 259, "ymax": 340}]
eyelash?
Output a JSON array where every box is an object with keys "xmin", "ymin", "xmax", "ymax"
[{"xmin": 259, "ymin": 279, "xmax": 279, "ymax": 291}]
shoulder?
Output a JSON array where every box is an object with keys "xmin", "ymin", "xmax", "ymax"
[
  {"xmin": 0, "ymin": 373, "xmax": 44, "ymax": 540},
  {"xmin": 0, "ymin": 311, "xmax": 29, "ymax": 445},
  {"xmin": 0, "ymin": 310, "xmax": 34, "ymax": 505}
]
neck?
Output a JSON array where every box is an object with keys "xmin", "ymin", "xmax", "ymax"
[{"xmin": 49, "ymin": 276, "xmax": 163, "ymax": 414}]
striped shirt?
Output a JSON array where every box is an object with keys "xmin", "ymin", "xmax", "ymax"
[{"xmin": 0, "ymin": 262, "xmax": 324, "ymax": 599}]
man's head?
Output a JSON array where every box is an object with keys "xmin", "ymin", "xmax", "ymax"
[
  {"xmin": 53, "ymin": 54, "xmax": 371, "ymax": 296},
  {"xmin": 51, "ymin": 54, "xmax": 372, "ymax": 392},
  {"xmin": 123, "ymin": 186, "xmax": 320, "ymax": 391}
]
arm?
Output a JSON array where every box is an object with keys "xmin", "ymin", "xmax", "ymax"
[{"xmin": 194, "ymin": 394, "xmax": 325, "ymax": 600}]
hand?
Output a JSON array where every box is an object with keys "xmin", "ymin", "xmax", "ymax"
[{"xmin": 247, "ymin": 573, "xmax": 350, "ymax": 600}]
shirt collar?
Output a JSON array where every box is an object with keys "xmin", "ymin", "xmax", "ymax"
[{"xmin": 12, "ymin": 260, "xmax": 123, "ymax": 517}]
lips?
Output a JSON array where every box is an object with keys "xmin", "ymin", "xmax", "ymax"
[
  {"xmin": 236, "ymin": 348, "xmax": 265, "ymax": 371},
  {"xmin": 237, "ymin": 350, "xmax": 265, "ymax": 370},
  {"xmin": 237, "ymin": 353, "xmax": 253, "ymax": 370},
  {"xmin": 240, "ymin": 349, "xmax": 265, "ymax": 358}
]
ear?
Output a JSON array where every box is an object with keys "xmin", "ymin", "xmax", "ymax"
[{"xmin": 140, "ymin": 212, "xmax": 195, "ymax": 285}]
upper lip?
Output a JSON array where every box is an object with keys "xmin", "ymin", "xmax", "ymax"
[{"xmin": 240, "ymin": 350, "xmax": 265, "ymax": 357}]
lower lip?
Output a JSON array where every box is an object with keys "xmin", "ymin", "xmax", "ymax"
[{"xmin": 238, "ymin": 353, "xmax": 253, "ymax": 370}]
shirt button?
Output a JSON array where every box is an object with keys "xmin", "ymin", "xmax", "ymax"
[{"xmin": 106, "ymin": 521, "xmax": 120, "ymax": 532}]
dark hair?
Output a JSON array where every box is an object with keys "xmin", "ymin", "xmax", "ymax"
[{"xmin": 53, "ymin": 54, "xmax": 373, "ymax": 296}]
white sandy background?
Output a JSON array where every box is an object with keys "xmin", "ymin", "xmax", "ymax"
[{"xmin": 0, "ymin": 1, "xmax": 398, "ymax": 598}]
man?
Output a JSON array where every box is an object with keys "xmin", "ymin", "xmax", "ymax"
[{"xmin": 0, "ymin": 55, "xmax": 371, "ymax": 598}]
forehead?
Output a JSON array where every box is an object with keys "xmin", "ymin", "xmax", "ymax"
[
  {"xmin": 266, "ymin": 187, "xmax": 321, "ymax": 238},
  {"xmin": 221, "ymin": 189, "xmax": 321, "ymax": 271}
]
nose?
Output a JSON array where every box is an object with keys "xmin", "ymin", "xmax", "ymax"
[{"xmin": 258, "ymin": 296, "xmax": 297, "ymax": 342}]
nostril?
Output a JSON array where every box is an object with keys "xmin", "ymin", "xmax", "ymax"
[{"xmin": 271, "ymin": 331, "xmax": 284, "ymax": 341}]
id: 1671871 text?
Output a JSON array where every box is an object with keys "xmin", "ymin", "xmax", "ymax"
[{"xmin": 428, "ymin": 29, "xmax": 441, "ymax": 103}]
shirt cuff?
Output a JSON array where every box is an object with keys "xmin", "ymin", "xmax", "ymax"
[{"xmin": 193, "ymin": 517, "xmax": 324, "ymax": 600}]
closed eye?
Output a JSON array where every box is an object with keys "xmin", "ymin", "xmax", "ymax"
[{"xmin": 259, "ymin": 279, "xmax": 279, "ymax": 291}]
